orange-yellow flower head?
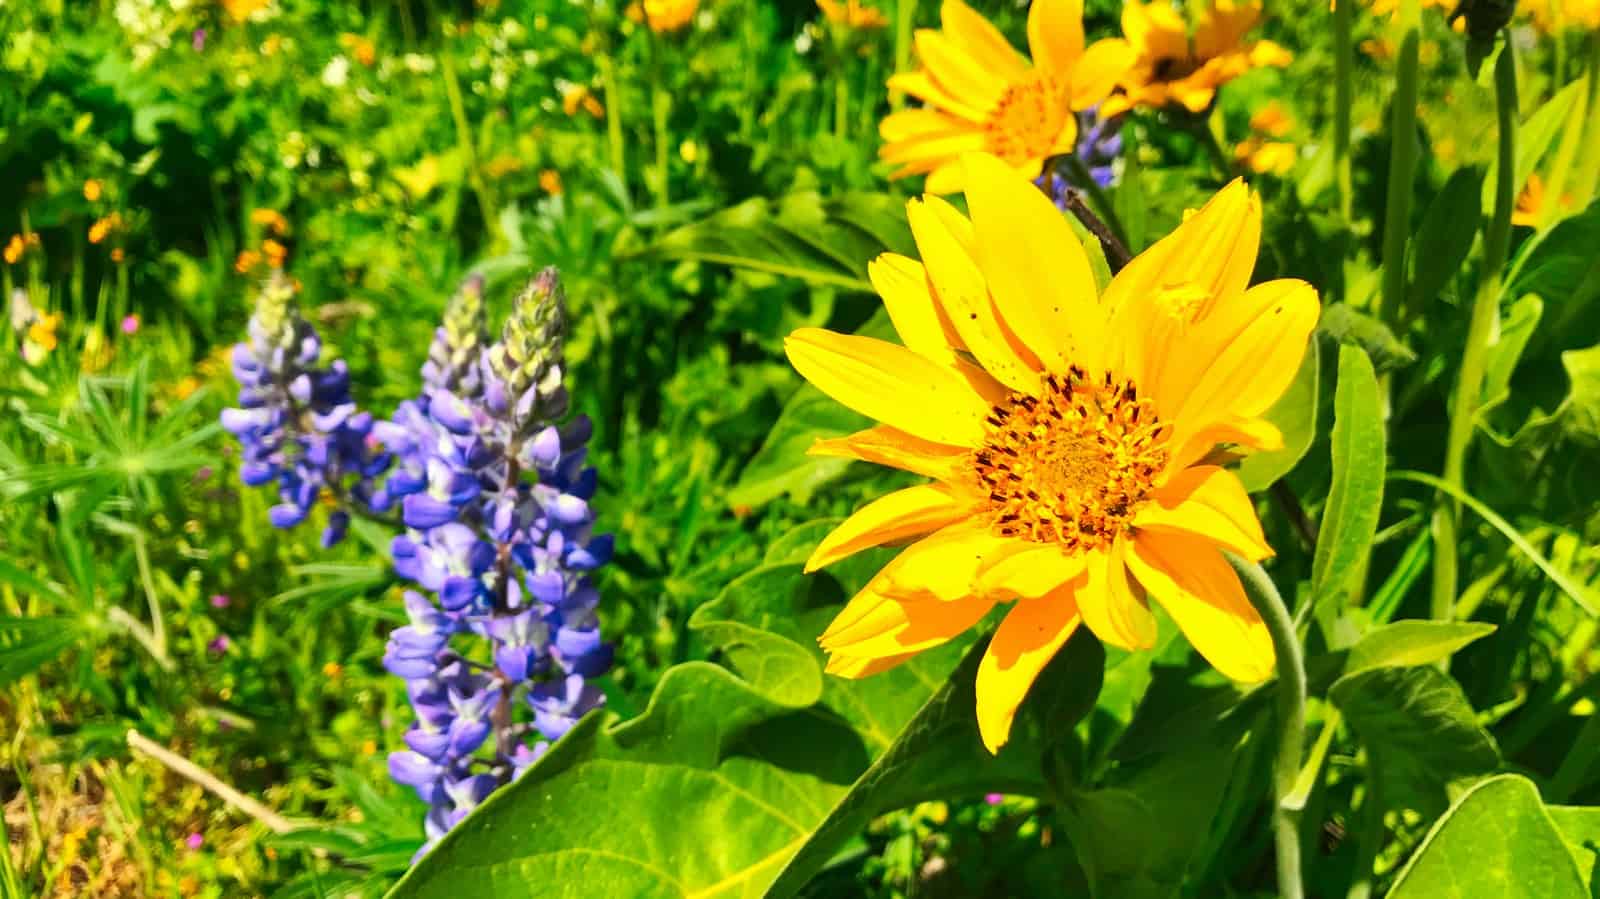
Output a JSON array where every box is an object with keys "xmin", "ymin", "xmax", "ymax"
[
  {"xmin": 1234, "ymin": 101, "xmax": 1298, "ymax": 175},
  {"xmin": 785, "ymin": 153, "xmax": 1319, "ymax": 752},
  {"xmin": 1523, "ymin": 0, "xmax": 1600, "ymax": 32},
  {"xmin": 819, "ymin": 0, "xmax": 889, "ymax": 30},
  {"xmin": 1103, "ymin": 0, "xmax": 1292, "ymax": 117},
  {"xmin": 643, "ymin": 0, "xmax": 698, "ymax": 33},
  {"xmin": 879, "ymin": 0, "xmax": 1134, "ymax": 194}
]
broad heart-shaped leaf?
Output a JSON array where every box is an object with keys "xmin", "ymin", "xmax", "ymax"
[
  {"xmin": 1342, "ymin": 621, "xmax": 1497, "ymax": 676},
  {"xmin": 725, "ymin": 384, "xmax": 868, "ymax": 511},
  {"xmin": 390, "ymin": 525, "xmax": 1089, "ymax": 898},
  {"xmin": 1511, "ymin": 202, "xmax": 1600, "ymax": 361},
  {"xmin": 1310, "ymin": 345, "xmax": 1386, "ymax": 617},
  {"xmin": 639, "ymin": 191, "xmax": 914, "ymax": 292},
  {"xmin": 1237, "ymin": 336, "xmax": 1320, "ymax": 492},
  {"xmin": 1330, "ymin": 664, "xmax": 1500, "ymax": 819},
  {"xmin": 1386, "ymin": 775, "xmax": 1587, "ymax": 899},
  {"xmin": 1546, "ymin": 805, "xmax": 1600, "ymax": 891},
  {"xmin": 1408, "ymin": 167, "xmax": 1483, "ymax": 308}
]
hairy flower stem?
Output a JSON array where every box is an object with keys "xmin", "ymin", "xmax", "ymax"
[
  {"xmin": 1376, "ymin": 0, "xmax": 1420, "ymax": 328},
  {"xmin": 1333, "ymin": 0, "xmax": 1355, "ymax": 222},
  {"xmin": 1228, "ymin": 554, "xmax": 1306, "ymax": 899},
  {"xmin": 1060, "ymin": 187, "xmax": 1132, "ymax": 272},
  {"xmin": 1433, "ymin": 38, "xmax": 1517, "ymax": 626},
  {"xmin": 1061, "ymin": 155, "xmax": 1130, "ymax": 250}
]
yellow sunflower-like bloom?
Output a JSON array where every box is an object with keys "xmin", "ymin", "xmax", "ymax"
[
  {"xmin": 1512, "ymin": 173, "xmax": 1575, "ymax": 227},
  {"xmin": 1523, "ymin": 0, "xmax": 1600, "ymax": 32},
  {"xmin": 1103, "ymin": 0, "xmax": 1292, "ymax": 117},
  {"xmin": 879, "ymin": 0, "xmax": 1135, "ymax": 194},
  {"xmin": 643, "ymin": 0, "xmax": 698, "ymax": 33},
  {"xmin": 785, "ymin": 153, "xmax": 1319, "ymax": 752},
  {"xmin": 819, "ymin": 0, "xmax": 889, "ymax": 30},
  {"xmin": 1234, "ymin": 101, "xmax": 1298, "ymax": 175}
]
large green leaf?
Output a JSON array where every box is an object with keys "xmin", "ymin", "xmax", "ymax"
[
  {"xmin": 1342, "ymin": 621, "xmax": 1497, "ymax": 676},
  {"xmin": 640, "ymin": 192, "xmax": 914, "ymax": 292},
  {"xmin": 1560, "ymin": 342, "xmax": 1600, "ymax": 440},
  {"xmin": 1408, "ymin": 167, "xmax": 1483, "ymax": 308},
  {"xmin": 391, "ymin": 526, "xmax": 1083, "ymax": 898},
  {"xmin": 1310, "ymin": 345, "xmax": 1386, "ymax": 609},
  {"xmin": 1237, "ymin": 336, "xmax": 1320, "ymax": 492},
  {"xmin": 725, "ymin": 385, "xmax": 868, "ymax": 511},
  {"xmin": 1510, "ymin": 203, "xmax": 1600, "ymax": 360},
  {"xmin": 1546, "ymin": 804, "xmax": 1600, "ymax": 891},
  {"xmin": 1387, "ymin": 775, "xmax": 1587, "ymax": 899},
  {"xmin": 1331, "ymin": 665, "xmax": 1500, "ymax": 818}
]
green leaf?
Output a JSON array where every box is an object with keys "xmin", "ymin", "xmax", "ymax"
[
  {"xmin": 1390, "ymin": 470, "xmax": 1596, "ymax": 615},
  {"xmin": 1479, "ymin": 294, "xmax": 1543, "ymax": 418},
  {"xmin": 1317, "ymin": 303, "xmax": 1417, "ymax": 372},
  {"xmin": 1546, "ymin": 805, "xmax": 1600, "ymax": 891},
  {"xmin": 0, "ymin": 616, "xmax": 82, "ymax": 687},
  {"xmin": 1343, "ymin": 621, "xmax": 1497, "ymax": 676},
  {"xmin": 1331, "ymin": 665, "xmax": 1500, "ymax": 818},
  {"xmin": 1237, "ymin": 336, "xmax": 1320, "ymax": 491},
  {"xmin": 391, "ymin": 529, "xmax": 1075, "ymax": 899},
  {"xmin": 765, "ymin": 629, "xmax": 1105, "ymax": 896},
  {"xmin": 640, "ymin": 192, "xmax": 913, "ymax": 292},
  {"xmin": 1387, "ymin": 775, "xmax": 1587, "ymax": 899},
  {"xmin": 1559, "ymin": 342, "xmax": 1600, "ymax": 439},
  {"xmin": 1509, "ymin": 204, "xmax": 1600, "ymax": 361},
  {"xmin": 1310, "ymin": 345, "xmax": 1386, "ymax": 605},
  {"xmin": 1409, "ymin": 167, "xmax": 1484, "ymax": 308},
  {"xmin": 1484, "ymin": 81, "xmax": 1586, "ymax": 215},
  {"xmin": 726, "ymin": 385, "xmax": 869, "ymax": 511}
]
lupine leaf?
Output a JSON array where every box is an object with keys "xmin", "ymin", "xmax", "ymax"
[
  {"xmin": 1237, "ymin": 336, "xmax": 1320, "ymax": 492},
  {"xmin": 1310, "ymin": 345, "xmax": 1386, "ymax": 608},
  {"xmin": 640, "ymin": 192, "xmax": 914, "ymax": 292},
  {"xmin": 1386, "ymin": 775, "xmax": 1586, "ymax": 899},
  {"xmin": 1331, "ymin": 665, "xmax": 1500, "ymax": 818},
  {"xmin": 390, "ymin": 526, "xmax": 1079, "ymax": 899}
]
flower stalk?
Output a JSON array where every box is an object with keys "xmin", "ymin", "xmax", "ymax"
[
  {"xmin": 1433, "ymin": 38, "xmax": 1518, "ymax": 625},
  {"xmin": 1376, "ymin": 0, "xmax": 1421, "ymax": 327},
  {"xmin": 1228, "ymin": 554, "xmax": 1306, "ymax": 899},
  {"xmin": 1333, "ymin": 0, "xmax": 1355, "ymax": 222}
]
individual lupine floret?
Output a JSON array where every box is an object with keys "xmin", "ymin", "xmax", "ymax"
[{"xmin": 222, "ymin": 271, "xmax": 391, "ymax": 545}]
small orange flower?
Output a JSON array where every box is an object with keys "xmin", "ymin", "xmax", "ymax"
[
  {"xmin": 250, "ymin": 208, "xmax": 290, "ymax": 236},
  {"xmin": 539, "ymin": 169, "xmax": 564, "ymax": 195},
  {"xmin": 111, "ymin": 247, "xmax": 127, "ymax": 264},
  {"xmin": 88, "ymin": 213, "xmax": 123, "ymax": 245},
  {"xmin": 322, "ymin": 661, "xmax": 344, "ymax": 679},
  {"xmin": 83, "ymin": 180, "xmax": 103, "ymax": 202},
  {"xmin": 235, "ymin": 249, "xmax": 262, "ymax": 274},
  {"xmin": 262, "ymin": 239, "xmax": 288, "ymax": 268},
  {"xmin": 561, "ymin": 85, "xmax": 606, "ymax": 119},
  {"xmin": 1512, "ymin": 173, "xmax": 1576, "ymax": 227},
  {"xmin": 339, "ymin": 33, "xmax": 377, "ymax": 67},
  {"xmin": 3, "ymin": 235, "xmax": 24, "ymax": 265},
  {"xmin": 818, "ymin": 0, "xmax": 889, "ymax": 30},
  {"xmin": 643, "ymin": 0, "xmax": 697, "ymax": 32}
]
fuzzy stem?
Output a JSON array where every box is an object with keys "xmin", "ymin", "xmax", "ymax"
[
  {"xmin": 1061, "ymin": 186, "xmax": 1132, "ymax": 271},
  {"xmin": 1061, "ymin": 155, "xmax": 1130, "ymax": 250},
  {"xmin": 1228, "ymin": 554, "xmax": 1306, "ymax": 899},
  {"xmin": 1433, "ymin": 39, "xmax": 1517, "ymax": 625},
  {"xmin": 1376, "ymin": 0, "xmax": 1421, "ymax": 327}
]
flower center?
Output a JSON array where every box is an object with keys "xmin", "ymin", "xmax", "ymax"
[
  {"xmin": 971, "ymin": 367, "xmax": 1168, "ymax": 554},
  {"xmin": 1151, "ymin": 54, "xmax": 1201, "ymax": 83},
  {"xmin": 984, "ymin": 74, "xmax": 1071, "ymax": 165}
]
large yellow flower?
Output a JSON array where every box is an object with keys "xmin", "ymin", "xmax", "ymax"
[
  {"xmin": 879, "ymin": 0, "xmax": 1134, "ymax": 194},
  {"xmin": 1523, "ymin": 0, "xmax": 1600, "ymax": 32},
  {"xmin": 785, "ymin": 153, "xmax": 1318, "ymax": 752},
  {"xmin": 1103, "ymin": 0, "xmax": 1292, "ymax": 117}
]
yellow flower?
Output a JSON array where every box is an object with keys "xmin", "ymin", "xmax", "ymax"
[
  {"xmin": 3, "ymin": 235, "xmax": 23, "ymax": 265},
  {"xmin": 339, "ymin": 33, "xmax": 378, "ymax": 67},
  {"xmin": 222, "ymin": 0, "xmax": 272, "ymax": 23},
  {"xmin": 88, "ymin": 213, "xmax": 123, "ymax": 245},
  {"xmin": 27, "ymin": 313, "xmax": 61, "ymax": 352},
  {"xmin": 1512, "ymin": 173, "xmax": 1575, "ymax": 227},
  {"xmin": 560, "ymin": 85, "xmax": 606, "ymax": 119},
  {"xmin": 643, "ymin": 0, "xmax": 698, "ymax": 33},
  {"xmin": 1234, "ymin": 101, "xmax": 1297, "ymax": 175},
  {"xmin": 322, "ymin": 661, "xmax": 343, "ymax": 679},
  {"xmin": 539, "ymin": 168, "xmax": 564, "ymax": 195},
  {"xmin": 83, "ymin": 179, "xmax": 103, "ymax": 202},
  {"xmin": 818, "ymin": 0, "xmax": 889, "ymax": 30},
  {"xmin": 262, "ymin": 239, "xmax": 288, "ymax": 268},
  {"xmin": 1103, "ymin": 0, "xmax": 1292, "ymax": 117},
  {"xmin": 250, "ymin": 208, "xmax": 290, "ymax": 236},
  {"xmin": 1525, "ymin": 0, "xmax": 1600, "ymax": 32},
  {"xmin": 879, "ymin": 0, "xmax": 1135, "ymax": 194},
  {"xmin": 235, "ymin": 249, "xmax": 262, "ymax": 274},
  {"xmin": 785, "ymin": 153, "xmax": 1318, "ymax": 752},
  {"xmin": 1249, "ymin": 101, "xmax": 1294, "ymax": 138}
]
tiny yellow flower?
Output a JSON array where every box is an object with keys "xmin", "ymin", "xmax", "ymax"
[
  {"xmin": 361, "ymin": 739, "xmax": 378, "ymax": 755},
  {"xmin": 3, "ymin": 235, "xmax": 23, "ymax": 265},
  {"xmin": 235, "ymin": 249, "xmax": 262, "ymax": 274},
  {"xmin": 818, "ymin": 0, "xmax": 889, "ymax": 30},
  {"xmin": 539, "ymin": 169, "xmax": 564, "ymax": 195},
  {"xmin": 322, "ymin": 661, "xmax": 343, "ymax": 679},
  {"xmin": 223, "ymin": 0, "xmax": 272, "ymax": 23},
  {"xmin": 1103, "ymin": 0, "xmax": 1292, "ymax": 117},
  {"xmin": 1234, "ymin": 101, "xmax": 1297, "ymax": 175},
  {"xmin": 879, "ymin": 0, "xmax": 1135, "ymax": 194},
  {"xmin": 250, "ymin": 208, "xmax": 290, "ymax": 236},
  {"xmin": 1512, "ymin": 173, "xmax": 1575, "ymax": 227},
  {"xmin": 786, "ymin": 153, "xmax": 1318, "ymax": 752},
  {"xmin": 83, "ymin": 179, "xmax": 103, "ymax": 202},
  {"xmin": 643, "ymin": 0, "xmax": 698, "ymax": 33},
  {"xmin": 111, "ymin": 247, "xmax": 126, "ymax": 264},
  {"xmin": 339, "ymin": 33, "xmax": 378, "ymax": 67},
  {"xmin": 262, "ymin": 239, "xmax": 288, "ymax": 268},
  {"xmin": 679, "ymin": 139, "xmax": 699, "ymax": 163},
  {"xmin": 1249, "ymin": 101, "xmax": 1294, "ymax": 138},
  {"xmin": 88, "ymin": 213, "xmax": 123, "ymax": 245}
]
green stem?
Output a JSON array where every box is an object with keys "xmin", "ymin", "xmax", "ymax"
[
  {"xmin": 892, "ymin": 0, "xmax": 914, "ymax": 111},
  {"xmin": 1550, "ymin": 710, "xmax": 1600, "ymax": 802},
  {"xmin": 1568, "ymin": 34, "xmax": 1600, "ymax": 210},
  {"xmin": 651, "ymin": 45, "xmax": 672, "ymax": 213},
  {"xmin": 1334, "ymin": 0, "xmax": 1355, "ymax": 222},
  {"xmin": 1432, "ymin": 38, "xmax": 1517, "ymax": 625},
  {"xmin": 835, "ymin": 55, "xmax": 851, "ymax": 141},
  {"xmin": 1228, "ymin": 554, "xmax": 1306, "ymax": 899},
  {"xmin": 1062, "ymin": 155, "xmax": 1130, "ymax": 250},
  {"xmin": 598, "ymin": 53, "xmax": 627, "ymax": 182},
  {"xmin": 441, "ymin": 53, "xmax": 503, "ymax": 249},
  {"xmin": 1376, "ymin": 0, "xmax": 1421, "ymax": 327}
]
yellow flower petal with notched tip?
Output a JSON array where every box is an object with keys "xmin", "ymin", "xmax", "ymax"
[
  {"xmin": 789, "ymin": 152, "xmax": 1316, "ymax": 752},
  {"xmin": 880, "ymin": 0, "xmax": 1133, "ymax": 192}
]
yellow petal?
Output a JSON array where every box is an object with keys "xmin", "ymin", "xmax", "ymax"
[
  {"xmin": 806, "ymin": 484, "xmax": 968, "ymax": 572},
  {"xmin": 924, "ymin": 161, "xmax": 967, "ymax": 194},
  {"xmin": 868, "ymin": 253, "xmax": 964, "ymax": 362},
  {"xmin": 1026, "ymin": 0, "xmax": 1085, "ymax": 76},
  {"xmin": 880, "ymin": 129, "xmax": 990, "ymax": 168},
  {"xmin": 1164, "ymin": 414, "xmax": 1284, "ymax": 478},
  {"xmin": 1077, "ymin": 542, "xmax": 1158, "ymax": 649},
  {"xmin": 1168, "ymin": 279, "xmax": 1319, "ymax": 451},
  {"xmin": 1122, "ymin": 0, "xmax": 1190, "ymax": 61},
  {"xmin": 975, "ymin": 542, "xmax": 1088, "ymax": 599},
  {"xmin": 1195, "ymin": 0, "xmax": 1262, "ymax": 59},
  {"xmin": 975, "ymin": 589, "xmax": 1082, "ymax": 752},
  {"xmin": 1134, "ymin": 466, "xmax": 1272, "ymax": 561},
  {"xmin": 941, "ymin": 0, "xmax": 1029, "ymax": 81},
  {"xmin": 880, "ymin": 108, "xmax": 970, "ymax": 143},
  {"xmin": 916, "ymin": 29, "xmax": 1008, "ymax": 112},
  {"xmin": 879, "ymin": 523, "xmax": 1015, "ymax": 601},
  {"xmin": 908, "ymin": 197, "xmax": 1042, "ymax": 394},
  {"xmin": 962, "ymin": 152, "xmax": 1104, "ymax": 376},
  {"xmin": 822, "ymin": 588, "xmax": 995, "ymax": 658},
  {"xmin": 1249, "ymin": 39, "xmax": 1293, "ymax": 68},
  {"xmin": 1071, "ymin": 38, "xmax": 1136, "ymax": 108},
  {"xmin": 807, "ymin": 424, "xmax": 969, "ymax": 481},
  {"xmin": 826, "ymin": 651, "xmax": 918, "ymax": 678},
  {"xmin": 1125, "ymin": 530, "xmax": 1275, "ymax": 682},
  {"xmin": 888, "ymin": 71, "xmax": 988, "ymax": 123},
  {"xmin": 785, "ymin": 328, "xmax": 991, "ymax": 446},
  {"xmin": 1168, "ymin": 78, "xmax": 1217, "ymax": 114}
]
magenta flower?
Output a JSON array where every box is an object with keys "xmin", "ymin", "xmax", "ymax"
[
  {"xmin": 185, "ymin": 832, "xmax": 204, "ymax": 850},
  {"xmin": 121, "ymin": 314, "xmax": 140, "ymax": 335},
  {"xmin": 210, "ymin": 594, "xmax": 230, "ymax": 608},
  {"xmin": 208, "ymin": 635, "xmax": 230, "ymax": 654}
]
